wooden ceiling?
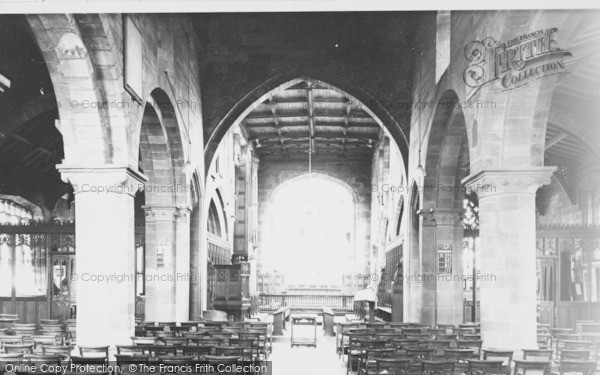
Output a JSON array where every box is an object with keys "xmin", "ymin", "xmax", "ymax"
[
  {"xmin": 0, "ymin": 15, "xmax": 66, "ymax": 209},
  {"xmin": 240, "ymin": 79, "xmax": 381, "ymax": 160}
]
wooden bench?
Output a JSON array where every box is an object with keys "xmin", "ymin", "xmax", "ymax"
[
  {"xmin": 273, "ymin": 306, "xmax": 290, "ymax": 336},
  {"xmin": 322, "ymin": 307, "xmax": 335, "ymax": 337}
]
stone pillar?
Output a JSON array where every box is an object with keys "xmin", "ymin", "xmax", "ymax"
[
  {"xmin": 59, "ymin": 165, "xmax": 146, "ymax": 346},
  {"xmin": 463, "ymin": 168, "xmax": 554, "ymax": 350},
  {"xmin": 432, "ymin": 208, "xmax": 463, "ymax": 325},
  {"xmin": 419, "ymin": 209, "xmax": 436, "ymax": 325},
  {"xmin": 174, "ymin": 207, "xmax": 191, "ymax": 322},
  {"xmin": 144, "ymin": 206, "xmax": 177, "ymax": 322},
  {"xmin": 406, "ymin": 210, "xmax": 423, "ymax": 323},
  {"xmin": 189, "ymin": 205, "xmax": 202, "ymax": 320}
]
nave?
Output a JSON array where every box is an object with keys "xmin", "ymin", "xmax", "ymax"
[{"xmin": 0, "ymin": 8, "xmax": 600, "ymax": 375}]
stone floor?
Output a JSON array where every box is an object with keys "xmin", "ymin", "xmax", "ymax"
[{"xmin": 270, "ymin": 322, "xmax": 346, "ymax": 374}]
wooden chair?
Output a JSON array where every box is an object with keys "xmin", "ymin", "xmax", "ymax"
[
  {"xmin": 161, "ymin": 337, "xmax": 187, "ymax": 347},
  {"xmin": 467, "ymin": 359, "xmax": 503, "ymax": 375},
  {"xmin": 375, "ymin": 357, "xmax": 411, "ymax": 375},
  {"xmin": 443, "ymin": 349, "xmax": 476, "ymax": 373},
  {"xmin": 131, "ymin": 336, "xmax": 157, "ymax": 346},
  {"xmin": 181, "ymin": 345, "xmax": 213, "ymax": 358},
  {"xmin": 456, "ymin": 340, "xmax": 483, "ymax": 356},
  {"xmin": 213, "ymin": 346, "xmax": 246, "ymax": 362},
  {"xmin": 428, "ymin": 340, "xmax": 453, "ymax": 357},
  {"xmin": 115, "ymin": 355, "xmax": 151, "ymax": 375},
  {"xmin": 482, "ymin": 350, "xmax": 513, "ymax": 375},
  {"xmin": 558, "ymin": 360, "xmax": 597, "ymax": 375},
  {"xmin": 203, "ymin": 355, "xmax": 239, "ymax": 374},
  {"xmin": 3, "ymin": 344, "xmax": 34, "ymax": 354},
  {"xmin": 116, "ymin": 345, "xmax": 145, "ymax": 355},
  {"xmin": 187, "ymin": 338, "xmax": 221, "ymax": 347},
  {"xmin": 32, "ymin": 335, "xmax": 61, "ymax": 348},
  {"xmin": 403, "ymin": 328, "xmax": 423, "ymax": 336},
  {"xmin": 239, "ymin": 331, "xmax": 267, "ymax": 359},
  {"xmin": 555, "ymin": 334, "xmax": 581, "ymax": 352},
  {"xmin": 405, "ymin": 347, "xmax": 435, "ymax": 361},
  {"xmin": 559, "ymin": 349, "xmax": 590, "ymax": 361},
  {"xmin": 0, "ymin": 353, "xmax": 24, "ymax": 372},
  {"xmin": 537, "ymin": 334, "xmax": 551, "ymax": 349},
  {"xmin": 41, "ymin": 345, "xmax": 74, "ymax": 359},
  {"xmin": 0, "ymin": 335, "xmax": 24, "ymax": 347},
  {"xmin": 420, "ymin": 359, "xmax": 455, "ymax": 375},
  {"xmin": 39, "ymin": 320, "xmax": 60, "ymax": 326},
  {"xmin": 228, "ymin": 338, "xmax": 255, "ymax": 361},
  {"xmin": 22, "ymin": 354, "xmax": 62, "ymax": 369},
  {"xmin": 77, "ymin": 346, "xmax": 109, "ymax": 359},
  {"xmin": 512, "ymin": 360, "xmax": 551, "ymax": 375},
  {"xmin": 346, "ymin": 335, "xmax": 375, "ymax": 375},
  {"xmin": 358, "ymin": 348, "xmax": 396, "ymax": 375},
  {"xmin": 522, "ymin": 349, "xmax": 553, "ymax": 361},
  {"xmin": 142, "ymin": 345, "xmax": 177, "ymax": 357}
]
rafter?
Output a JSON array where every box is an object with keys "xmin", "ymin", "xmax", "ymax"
[
  {"xmin": 545, "ymin": 131, "xmax": 568, "ymax": 150},
  {"xmin": 306, "ymin": 85, "xmax": 316, "ymax": 153}
]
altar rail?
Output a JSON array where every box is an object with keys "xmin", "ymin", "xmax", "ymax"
[{"xmin": 259, "ymin": 294, "xmax": 354, "ymax": 311}]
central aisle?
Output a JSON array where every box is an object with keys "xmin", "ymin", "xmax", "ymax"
[{"xmin": 270, "ymin": 326, "xmax": 346, "ymax": 374}]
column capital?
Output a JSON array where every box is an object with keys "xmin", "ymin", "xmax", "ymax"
[
  {"xmin": 142, "ymin": 205, "xmax": 178, "ymax": 222},
  {"xmin": 462, "ymin": 167, "xmax": 556, "ymax": 197},
  {"xmin": 58, "ymin": 164, "xmax": 147, "ymax": 197}
]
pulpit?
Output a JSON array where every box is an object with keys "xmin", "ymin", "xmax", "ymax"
[{"xmin": 211, "ymin": 262, "xmax": 251, "ymax": 320}]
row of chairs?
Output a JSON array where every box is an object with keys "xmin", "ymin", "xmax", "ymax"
[{"xmin": 337, "ymin": 323, "xmax": 481, "ymax": 358}]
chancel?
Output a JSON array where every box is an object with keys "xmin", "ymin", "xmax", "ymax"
[{"xmin": 0, "ymin": 8, "xmax": 599, "ymax": 375}]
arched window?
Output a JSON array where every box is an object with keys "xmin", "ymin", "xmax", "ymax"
[{"xmin": 207, "ymin": 200, "xmax": 222, "ymax": 237}]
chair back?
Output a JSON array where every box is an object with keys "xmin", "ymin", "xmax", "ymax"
[
  {"xmin": 559, "ymin": 349, "xmax": 590, "ymax": 361},
  {"xmin": 522, "ymin": 349, "xmax": 553, "ymax": 360},
  {"xmin": 456, "ymin": 340, "xmax": 483, "ymax": 355},
  {"xmin": 23, "ymin": 354, "xmax": 61, "ymax": 366},
  {"xmin": 421, "ymin": 360, "xmax": 455, "ymax": 375},
  {"xmin": 131, "ymin": 336, "xmax": 158, "ymax": 346},
  {"xmin": 181, "ymin": 345, "xmax": 213, "ymax": 357},
  {"xmin": 78, "ymin": 346, "xmax": 109, "ymax": 358},
  {"xmin": 558, "ymin": 360, "xmax": 597, "ymax": 375},
  {"xmin": 467, "ymin": 360, "xmax": 503, "ymax": 375},
  {"xmin": 4, "ymin": 344, "xmax": 34, "ymax": 354},
  {"xmin": 115, "ymin": 354, "xmax": 150, "ymax": 366},
  {"xmin": 41, "ymin": 345, "xmax": 73, "ymax": 358},
  {"xmin": 375, "ymin": 358, "xmax": 411, "ymax": 375},
  {"xmin": 116, "ymin": 345, "xmax": 145, "ymax": 355},
  {"xmin": 482, "ymin": 349, "xmax": 513, "ymax": 368}
]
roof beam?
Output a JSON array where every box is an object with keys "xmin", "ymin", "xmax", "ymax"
[
  {"xmin": 545, "ymin": 131, "xmax": 568, "ymax": 150},
  {"xmin": 306, "ymin": 86, "xmax": 316, "ymax": 153},
  {"xmin": 268, "ymin": 93, "xmax": 286, "ymax": 153},
  {"xmin": 245, "ymin": 112, "xmax": 376, "ymax": 122},
  {"xmin": 247, "ymin": 131, "xmax": 379, "ymax": 142}
]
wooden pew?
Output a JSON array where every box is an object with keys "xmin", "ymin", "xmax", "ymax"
[
  {"xmin": 273, "ymin": 306, "xmax": 290, "ymax": 336},
  {"xmin": 322, "ymin": 307, "xmax": 335, "ymax": 337}
]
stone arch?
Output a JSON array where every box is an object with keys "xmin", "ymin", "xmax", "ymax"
[
  {"xmin": 423, "ymin": 90, "xmax": 471, "ymax": 210},
  {"xmin": 420, "ymin": 89, "xmax": 470, "ymax": 325},
  {"xmin": 25, "ymin": 14, "xmax": 125, "ymax": 164},
  {"xmin": 204, "ymin": 74, "xmax": 409, "ymax": 174},
  {"xmin": 137, "ymin": 88, "xmax": 187, "ymax": 207}
]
